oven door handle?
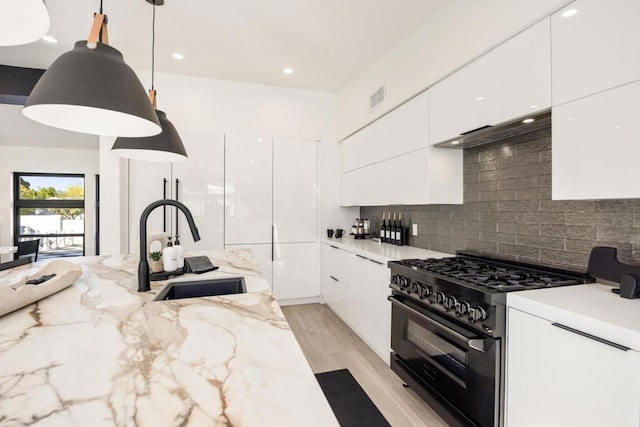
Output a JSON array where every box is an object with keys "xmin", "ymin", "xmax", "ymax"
[{"xmin": 388, "ymin": 296, "xmax": 486, "ymax": 353}]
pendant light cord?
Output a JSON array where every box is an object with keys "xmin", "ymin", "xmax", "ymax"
[
  {"xmin": 99, "ymin": 0, "xmax": 103, "ymax": 14},
  {"xmin": 151, "ymin": 1, "xmax": 156, "ymax": 91}
]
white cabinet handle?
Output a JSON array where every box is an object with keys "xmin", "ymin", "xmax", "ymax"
[
  {"xmin": 329, "ymin": 276, "xmax": 338, "ymax": 282},
  {"xmin": 552, "ymin": 323, "xmax": 630, "ymax": 351}
]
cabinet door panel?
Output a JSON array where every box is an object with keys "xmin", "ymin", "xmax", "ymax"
[
  {"xmin": 225, "ymin": 135, "xmax": 272, "ymax": 244},
  {"xmin": 430, "ymin": 19, "xmax": 551, "ymax": 145},
  {"xmin": 552, "ymin": 81, "xmax": 640, "ymax": 200},
  {"xmin": 365, "ymin": 260, "xmax": 391, "ymax": 363},
  {"xmin": 340, "ymin": 170, "xmax": 357, "ymax": 207},
  {"xmin": 273, "ymin": 242, "xmax": 319, "ymax": 300},
  {"xmin": 552, "ymin": 0, "xmax": 640, "ymax": 105},
  {"xmin": 273, "ymin": 138, "xmax": 317, "ymax": 243},
  {"xmin": 128, "ymin": 162, "xmax": 171, "ymax": 254},
  {"xmin": 506, "ymin": 308, "xmax": 640, "ymax": 427},
  {"xmin": 172, "ymin": 130, "xmax": 225, "ymax": 253}
]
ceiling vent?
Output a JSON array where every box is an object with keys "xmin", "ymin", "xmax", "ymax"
[{"xmin": 369, "ymin": 85, "xmax": 385, "ymax": 111}]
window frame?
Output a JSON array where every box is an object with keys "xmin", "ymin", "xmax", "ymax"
[{"xmin": 13, "ymin": 172, "xmax": 86, "ymax": 257}]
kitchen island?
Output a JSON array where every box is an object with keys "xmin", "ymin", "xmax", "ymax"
[{"xmin": 0, "ymin": 249, "xmax": 338, "ymax": 427}]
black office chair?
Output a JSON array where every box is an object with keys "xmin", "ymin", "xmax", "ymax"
[{"xmin": 15, "ymin": 239, "xmax": 40, "ymax": 262}]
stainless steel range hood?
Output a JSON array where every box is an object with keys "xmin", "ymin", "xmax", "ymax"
[{"xmin": 433, "ymin": 110, "xmax": 551, "ymax": 149}]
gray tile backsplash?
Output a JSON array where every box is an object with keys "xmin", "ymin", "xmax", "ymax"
[{"xmin": 360, "ymin": 127, "xmax": 640, "ymax": 270}]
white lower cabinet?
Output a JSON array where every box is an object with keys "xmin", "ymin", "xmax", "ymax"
[
  {"xmin": 273, "ymin": 242, "xmax": 319, "ymax": 301},
  {"xmin": 321, "ymin": 243, "xmax": 391, "ymax": 363},
  {"xmin": 506, "ymin": 307, "xmax": 640, "ymax": 427}
]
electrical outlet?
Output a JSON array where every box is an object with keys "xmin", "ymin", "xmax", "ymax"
[{"xmin": 412, "ymin": 223, "xmax": 418, "ymax": 236}]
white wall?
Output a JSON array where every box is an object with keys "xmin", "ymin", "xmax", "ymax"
[
  {"xmin": 337, "ymin": 0, "xmax": 572, "ymax": 139},
  {"xmin": 0, "ymin": 146, "xmax": 99, "ymax": 258},
  {"xmin": 100, "ymin": 72, "xmax": 358, "ymax": 254}
]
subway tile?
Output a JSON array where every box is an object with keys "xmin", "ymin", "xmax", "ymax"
[
  {"xmin": 464, "ymin": 172, "xmax": 480, "ymax": 184},
  {"xmin": 465, "ymin": 160, "xmax": 498, "ymax": 174},
  {"xmin": 497, "ymin": 200, "xmax": 539, "ymax": 212},
  {"xmin": 431, "ymin": 241, "xmax": 455, "ymax": 255},
  {"xmin": 540, "ymin": 224, "xmax": 596, "ymax": 240},
  {"xmin": 596, "ymin": 199, "xmax": 640, "ymax": 212},
  {"xmin": 453, "ymin": 228, "xmax": 480, "ymax": 240},
  {"xmin": 466, "ymin": 201, "xmax": 498, "ymax": 212},
  {"xmin": 464, "ymin": 151, "xmax": 481, "ymax": 165},
  {"xmin": 497, "ymin": 243, "xmax": 540, "ymax": 260},
  {"xmin": 496, "ymin": 152, "xmax": 539, "ymax": 169},
  {"xmin": 539, "ymin": 200, "xmax": 596, "ymax": 212},
  {"xmin": 597, "ymin": 227, "xmax": 640, "ymax": 245},
  {"xmin": 515, "ymin": 187, "xmax": 552, "ymax": 200},
  {"xmin": 466, "ymin": 239, "xmax": 498, "ymax": 253},
  {"xmin": 479, "ymin": 145, "xmax": 514, "ymax": 162},
  {"xmin": 453, "ymin": 210, "xmax": 480, "ymax": 221},
  {"xmin": 539, "ymin": 150, "xmax": 552, "ymax": 163},
  {"xmin": 514, "ymin": 135, "xmax": 551, "ymax": 154},
  {"xmin": 565, "ymin": 212, "xmax": 633, "ymax": 228},
  {"xmin": 539, "ymin": 174, "xmax": 552, "ymax": 187},
  {"xmin": 441, "ymin": 204, "xmax": 465, "ymax": 212},
  {"xmin": 538, "ymin": 212, "xmax": 566, "ymax": 225},
  {"xmin": 516, "ymin": 234, "xmax": 565, "ymax": 250},
  {"xmin": 479, "ymin": 211, "xmax": 499, "ymax": 222},
  {"xmin": 466, "ymin": 180, "xmax": 497, "ymax": 193},
  {"xmin": 479, "ymin": 231, "xmax": 516, "ymax": 244},
  {"xmin": 539, "ymin": 249, "xmax": 589, "ymax": 270},
  {"xmin": 564, "ymin": 238, "xmax": 597, "ymax": 254},
  {"xmin": 466, "ymin": 220, "xmax": 497, "ymax": 232},
  {"xmin": 497, "ymin": 222, "xmax": 539, "ymax": 235},
  {"xmin": 516, "ymin": 163, "xmax": 551, "ymax": 177},
  {"xmin": 497, "ymin": 176, "xmax": 539, "ymax": 190},
  {"xmin": 634, "ymin": 213, "xmax": 640, "ymax": 228}
]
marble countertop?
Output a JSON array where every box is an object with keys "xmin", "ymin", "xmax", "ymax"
[
  {"xmin": 0, "ymin": 249, "xmax": 338, "ymax": 426},
  {"xmin": 507, "ymin": 283, "xmax": 640, "ymax": 352},
  {"xmin": 323, "ymin": 237, "xmax": 453, "ymax": 263}
]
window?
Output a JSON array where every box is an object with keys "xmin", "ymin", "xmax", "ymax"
[{"xmin": 14, "ymin": 173, "xmax": 85, "ymax": 259}]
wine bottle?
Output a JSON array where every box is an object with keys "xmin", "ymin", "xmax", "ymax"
[
  {"xmin": 384, "ymin": 213, "xmax": 391, "ymax": 243},
  {"xmin": 390, "ymin": 213, "xmax": 397, "ymax": 245},
  {"xmin": 380, "ymin": 212, "xmax": 387, "ymax": 243},
  {"xmin": 397, "ymin": 213, "xmax": 404, "ymax": 246}
]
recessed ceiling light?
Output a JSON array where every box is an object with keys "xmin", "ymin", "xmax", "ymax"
[
  {"xmin": 475, "ymin": 96, "xmax": 484, "ymax": 101},
  {"xmin": 451, "ymin": 140, "xmax": 460, "ymax": 145},
  {"xmin": 561, "ymin": 8, "xmax": 579, "ymax": 18},
  {"xmin": 568, "ymin": 118, "xmax": 574, "ymax": 121},
  {"xmin": 283, "ymin": 67, "xmax": 294, "ymax": 75},
  {"xmin": 172, "ymin": 53, "xmax": 184, "ymax": 60},
  {"xmin": 615, "ymin": 126, "xmax": 622, "ymax": 130},
  {"xmin": 522, "ymin": 118, "xmax": 535, "ymax": 124},
  {"xmin": 530, "ymin": 105, "xmax": 538, "ymax": 109},
  {"xmin": 42, "ymin": 35, "xmax": 58, "ymax": 43}
]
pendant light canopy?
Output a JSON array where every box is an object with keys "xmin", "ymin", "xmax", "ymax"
[
  {"xmin": 0, "ymin": 0, "xmax": 50, "ymax": 46},
  {"xmin": 111, "ymin": 0, "xmax": 188, "ymax": 162},
  {"xmin": 23, "ymin": 6, "xmax": 161, "ymax": 137}
]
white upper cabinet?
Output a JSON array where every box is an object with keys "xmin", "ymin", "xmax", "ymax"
[
  {"xmin": 551, "ymin": 0, "xmax": 640, "ymax": 106},
  {"xmin": 224, "ymin": 134, "xmax": 273, "ymax": 245},
  {"xmin": 172, "ymin": 130, "xmax": 225, "ymax": 253},
  {"xmin": 341, "ymin": 125, "xmax": 371, "ymax": 173},
  {"xmin": 429, "ymin": 18, "xmax": 551, "ymax": 145},
  {"xmin": 273, "ymin": 138, "xmax": 318, "ymax": 243},
  {"xmin": 552, "ymin": 80, "xmax": 640, "ymax": 200}
]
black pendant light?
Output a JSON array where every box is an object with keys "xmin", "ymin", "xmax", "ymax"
[
  {"xmin": 111, "ymin": 0, "xmax": 187, "ymax": 162},
  {"xmin": 22, "ymin": 1, "xmax": 161, "ymax": 137}
]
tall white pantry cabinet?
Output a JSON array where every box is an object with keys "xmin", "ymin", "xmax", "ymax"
[
  {"xmin": 128, "ymin": 133, "xmax": 320, "ymax": 302},
  {"xmin": 224, "ymin": 135, "xmax": 320, "ymax": 302}
]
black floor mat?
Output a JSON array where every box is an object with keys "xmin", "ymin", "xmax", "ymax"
[{"xmin": 315, "ymin": 369, "xmax": 391, "ymax": 427}]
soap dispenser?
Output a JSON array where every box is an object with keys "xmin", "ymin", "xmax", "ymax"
[
  {"xmin": 174, "ymin": 235, "xmax": 184, "ymax": 269},
  {"xmin": 162, "ymin": 237, "xmax": 179, "ymax": 272}
]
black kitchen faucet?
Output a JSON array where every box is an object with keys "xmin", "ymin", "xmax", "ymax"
[{"xmin": 138, "ymin": 199, "xmax": 200, "ymax": 292}]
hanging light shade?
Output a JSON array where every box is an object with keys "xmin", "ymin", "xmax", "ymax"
[
  {"xmin": 112, "ymin": 109, "xmax": 187, "ymax": 162},
  {"xmin": 111, "ymin": 0, "xmax": 188, "ymax": 162},
  {"xmin": 22, "ymin": 12, "xmax": 161, "ymax": 137},
  {"xmin": 0, "ymin": 0, "xmax": 50, "ymax": 46}
]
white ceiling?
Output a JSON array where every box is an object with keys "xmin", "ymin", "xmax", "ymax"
[{"xmin": 0, "ymin": 0, "xmax": 450, "ymax": 93}]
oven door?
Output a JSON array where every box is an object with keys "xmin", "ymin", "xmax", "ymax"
[{"xmin": 389, "ymin": 294, "xmax": 499, "ymax": 427}]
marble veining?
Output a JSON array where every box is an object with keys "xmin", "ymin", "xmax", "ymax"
[{"xmin": 0, "ymin": 249, "xmax": 338, "ymax": 427}]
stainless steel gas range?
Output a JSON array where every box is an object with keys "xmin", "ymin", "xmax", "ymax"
[{"xmin": 388, "ymin": 251, "xmax": 593, "ymax": 427}]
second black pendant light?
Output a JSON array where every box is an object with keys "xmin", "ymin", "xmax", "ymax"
[{"xmin": 111, "ymin": 0, "xmax": 188, "ymax": 162}]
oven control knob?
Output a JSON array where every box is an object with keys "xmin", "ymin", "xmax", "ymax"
[
  {"xmin": 435, "ymin": 292, "xmax": 446, "ymax": 305},
  {"xmin": 399, "ymin": 276, "xmax": 409, "ymax": 289},
  {"xmin": 471, "ymin": 306, "xmax": 488, "ymax": 322},
  {"xmin": 419, "ymin": 285, "xmax": 432, "ymax": 299},
  {"xmin": 456, "ymin": 301, "xmax": 471, "ymax": 316},
  {"xmin": 391, "ymin": 274, "xmax": 400, "ymax": 285},
  {"xmin": 444, "ymin": 295, "xmax": 458, "ymax": 310},
  {"xmin": 410, "ymin": 281, "xmax": 421, "ymax": 294}
]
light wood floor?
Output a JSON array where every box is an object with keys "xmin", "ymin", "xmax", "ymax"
[{"xmin": 282, "ymin": 303, "xmax": 449, "ymax": 427}]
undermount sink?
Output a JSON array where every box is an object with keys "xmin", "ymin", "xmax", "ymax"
[{"xmin": 154, "ymin": 277, "xmax": 247, "ymax": 301}]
